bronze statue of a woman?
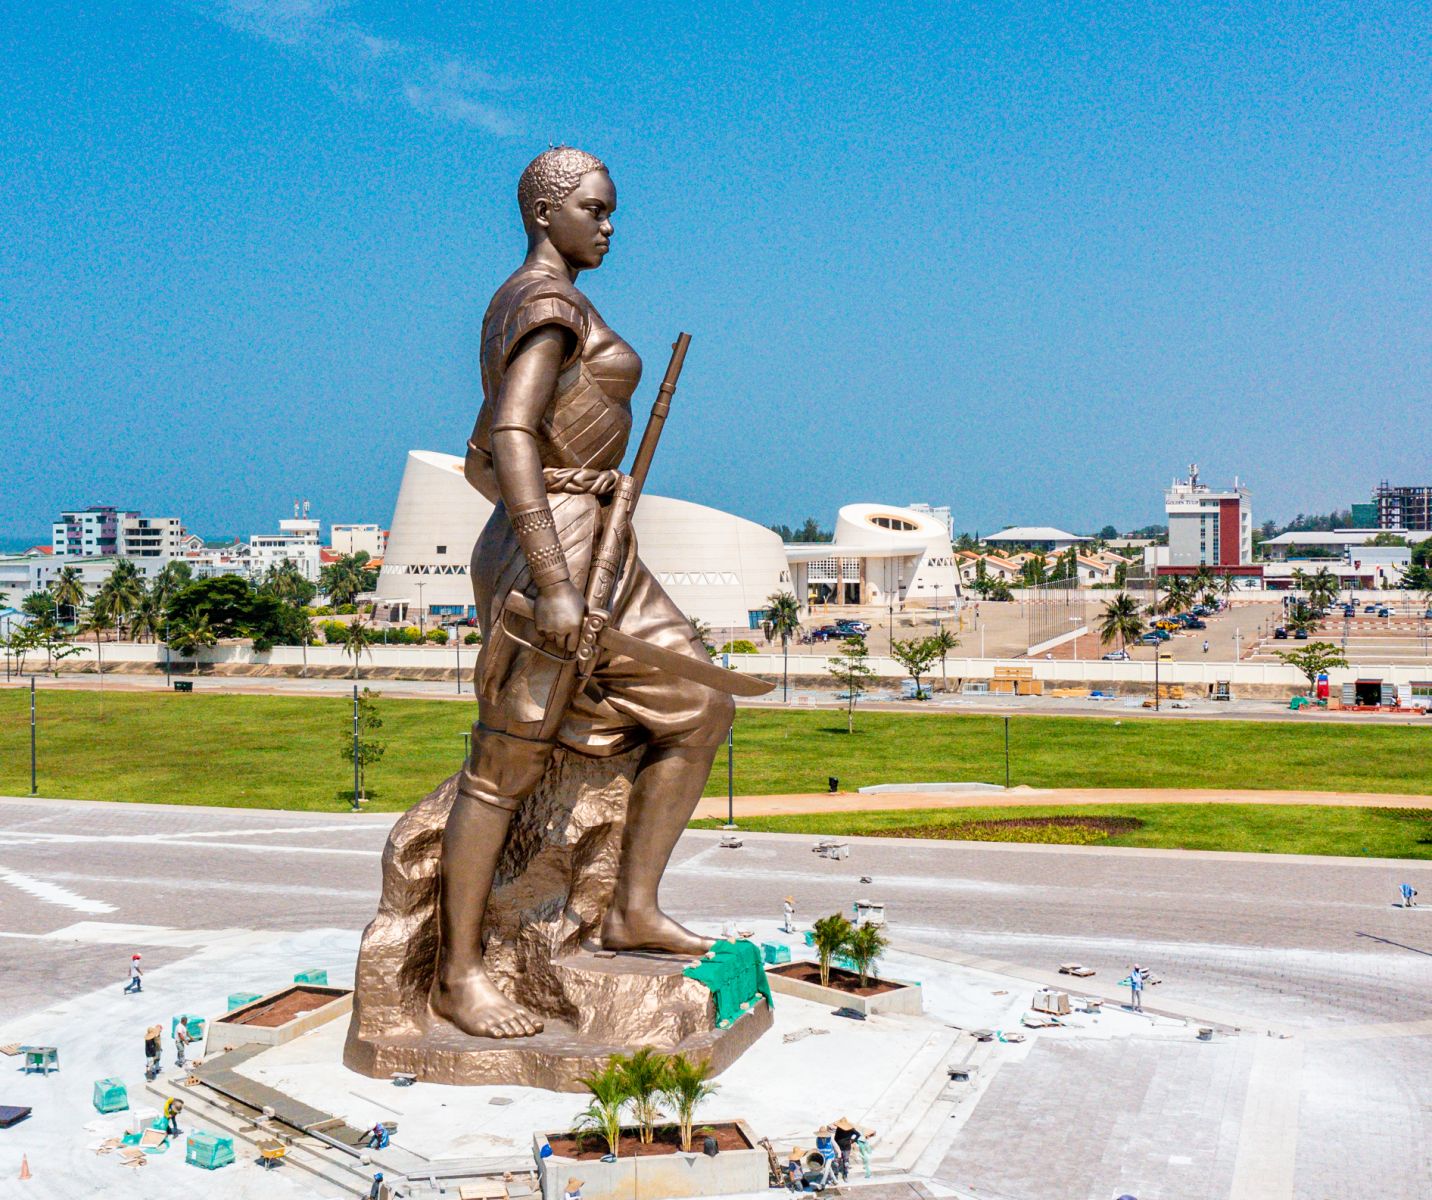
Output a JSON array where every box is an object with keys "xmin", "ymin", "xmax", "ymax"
[{"xmin": 429, "ymin": 148, "xmax": 736, "ymax": 1040}]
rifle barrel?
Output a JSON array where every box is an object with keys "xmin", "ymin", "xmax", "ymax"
[{"xmin": 627, "ymin": 332, "xmax": 690, "ymax": 501}]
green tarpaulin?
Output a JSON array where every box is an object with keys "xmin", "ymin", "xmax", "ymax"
[{"xmin": 683, "ymin": 940, "xmax": 772, "ymax": 1028}]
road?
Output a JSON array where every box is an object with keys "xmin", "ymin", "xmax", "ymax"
[{"xmin": 2, "ymin": 798, "xmax": 1429, "ymax": 1198}]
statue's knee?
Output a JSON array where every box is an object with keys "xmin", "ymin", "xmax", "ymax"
[
  {"xmin": 459, "ymin": 728, "xmax": 554, "ymax": 811},
  {"xmin": 695, "ymin": 690, "xmax": 736, "ymax": 745}
]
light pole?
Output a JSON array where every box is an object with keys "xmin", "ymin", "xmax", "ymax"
[
  {"xmin": 1153, "ymin": 642, "xmax": 1160, "ymax": 712},
  {"xmin": 415, "ymin": 583, "xmax": 426, "ymax": 638},
  {"xmin": 30, "ymin": 675, "xmax": 38, "ymax": 795},
  {"xmin": 454, "ymin": 628, "xmax": 462, "ymax": 694},
  {"xmin": 163, "ymin": 622, "xmax": 171, "ymax": 685},
  {"xmin": 933, "ymin": 583, "xmax": 940, "ymax": 633},
  {"xmin": 1003, "ymin": 716, "xmax": 1011, "ymax": 789},
  {"xmin": 351, "ymin": 683, "xmax": 361, "ymax": 811},
  {"xmin": 725, "ymin": 722, "xmax": 735, "ymax": 829}
]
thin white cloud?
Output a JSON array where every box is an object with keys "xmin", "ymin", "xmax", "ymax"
[{"xmin": 180, "ymin": 0, "xmax": 515, "ymax": 134}]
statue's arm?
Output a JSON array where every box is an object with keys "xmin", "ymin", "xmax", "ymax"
[{"xmin": 491, "ymin": 326, "xmax": 585, "ymax": 651}]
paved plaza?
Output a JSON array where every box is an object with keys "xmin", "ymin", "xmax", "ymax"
[{"xmin": 1, "ymin": 797, "xmax": 1429, "ymax": 1198}]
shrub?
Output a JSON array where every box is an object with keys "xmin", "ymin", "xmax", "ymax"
[
  {"xmin": 463, "ymin": 631, "xmax": 482, "ymax": 645},
  {"xmin": 337, "ymin": 603, "xmax": 357, "ymax": 615},
  {"xmin": 425, "ymin": 628, "xmax": 449, "ymax": 645},
  {"xmin": 321, "ymin": 620, "xmax": 347, "ymax": 645},
  {"xmin": 719, "ymin": 640, "xmax": 758, "ymax": 655}
]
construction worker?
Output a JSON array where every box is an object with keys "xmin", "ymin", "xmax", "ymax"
[
  {"xmin": 163, "ymin": 1096, "xmax": 183, "ymax": 1136},
  {"xmin": 174, "ymin": 1020, "xmax": 193, "ymax": 1068}
]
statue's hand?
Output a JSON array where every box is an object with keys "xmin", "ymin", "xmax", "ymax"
[{"xmin": 535, "ymin": 580, "xmax": 585, "ymax": 653}]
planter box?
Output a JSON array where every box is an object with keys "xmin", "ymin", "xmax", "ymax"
[
  {"xmin": 766, "ymin": 962, "xmax": 923, "ymax": 1016},
  {"xmin": 209, "ymin": 985, "xmax": 352, "ymax": 1048},
  {"xmin": 535, "ymin": 1120, "xmax": 766, "ymax": 1200}
]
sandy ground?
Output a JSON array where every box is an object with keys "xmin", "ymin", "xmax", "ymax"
[{"xmin": 692, "ymin": 786, "xmax": 1432, "ymax": 819}]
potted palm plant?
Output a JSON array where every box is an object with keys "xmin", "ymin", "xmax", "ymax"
[
  {"xmin": 811, "ymin": 913, "xmax": 854, "ymax": 988},
  {"xmin": 661, "ymin": 1054, "xmax": 718, "ymax": 1153},
  {"xmin": 617, "ymin": 1047, "xmax": 667, "ymax": 1145},
  {"xmin": 574, "ymin": 1060, "xmax": 628, "ymax": 1159},
  {"xmin": 846, "ymin": 922, "xmax": 890, "ymax": 989}
]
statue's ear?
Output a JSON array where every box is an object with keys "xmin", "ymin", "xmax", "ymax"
[{"xmin": 532, "ymin": 197, "xmax": 552, "ymax": 230}]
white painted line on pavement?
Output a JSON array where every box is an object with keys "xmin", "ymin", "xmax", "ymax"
[
  {"xmin": 0, "ymin": 866, "xmax": 117, "ymax": 914},
  {"xmin": 1229, "ymin": 1035, "xmax": 1302, "ymax": 1200},
  {"xmin": 0, "ymin": 834, "xmax": 379, "ymax": 857}
]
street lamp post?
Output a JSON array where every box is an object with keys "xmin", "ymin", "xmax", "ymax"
[
  {"xmin": 1153, "ymin": 642, "xmax": 1160, "ymax": 712},
  {"xmin": 30, "ymin": 675, "xmax": 38, "ymax": 795},
  {"xmin": 933, "ymin": 583, "xmax": 940, "ymax": 633},
  {"xmin": 415, "ymin": 583, "xmax": 426, "ymax": 639},
  {"xmin": 351, "ymin": 683, "xmax": 361, "ymax": 812},
  {"xmin": 163, "ymin": 622, "xmax": 171, "ymax": 686},
  {"xmin": 454, "ymin": 630, "xmax": 462, "ymax": 694},
  {"xmin": 725, "ymin": 722, "xmax": 735, "ymax": 829}
]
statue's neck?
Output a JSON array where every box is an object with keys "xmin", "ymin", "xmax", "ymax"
[{"xmin": 524, "ymin": 239, "xmax": 579, "ymax": 283}]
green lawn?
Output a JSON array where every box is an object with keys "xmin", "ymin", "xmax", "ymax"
[
  {"xmin": 692, "ymin": 803, "xmax": 1432, "ymax": 859},
  {"xmin": 0, "ymin": 690, "xmax": 1428, "ymax": 814}
]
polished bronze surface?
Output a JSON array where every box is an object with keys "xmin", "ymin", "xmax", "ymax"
[
  {"xmin": 343, "ymin": 764, "xmax": 772, "ymax": 1089},
  {"xmin": 349, "ymin": 147, "xmax": 769, "ymax": 1067}
]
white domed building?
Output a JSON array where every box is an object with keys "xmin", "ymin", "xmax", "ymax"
[
  {"xmin": 375, "ymin": 451, "xmax": 791, "ymax": 630},
  {"xmin": 784, "ymin": 502, "xmax": 960, "ymax": 608}
]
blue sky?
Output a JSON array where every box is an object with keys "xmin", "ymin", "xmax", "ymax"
[{"xmin": 3, "ymin": 2, "xmax": 1429, "ymax": 542}]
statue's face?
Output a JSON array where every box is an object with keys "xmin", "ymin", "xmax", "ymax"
[{"xmin": 538, "ymin": 170, "xmax": 615, "ymax": 270}]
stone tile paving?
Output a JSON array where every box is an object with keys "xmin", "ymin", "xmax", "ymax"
[
  {"xmin": 938, "ymin": 1035, "xmax": 1254, "ymax": 1200},
  {"xmin": 1296, "ymin": 1035, "xmax": 1432, "ymax": 1200}
]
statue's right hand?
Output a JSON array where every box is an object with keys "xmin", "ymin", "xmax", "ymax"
[{"xmin": 534, "ymin": 580, "xmax": 585, "ymax": 653}]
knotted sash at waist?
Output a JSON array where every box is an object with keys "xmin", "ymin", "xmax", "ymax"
[{"xmin": 543, "ymin": 467, "xmax": 622, "ymax": 495}]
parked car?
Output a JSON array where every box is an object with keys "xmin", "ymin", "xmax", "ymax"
[
  {"xmin": 1343, "ymin": 605, "xmax": 1356, "ymax": 617},
  {"xmin": 1191, "ymin": 605, "xmax": 1211, "ymax": 616},
  {"xmin": 1293, "ymin": 628, "xmax": 1309, "ymax": 640},
  {"xmin": 1138, "ymin": 634, "xmax": 1162, "ymax": 646},
  {"xmin": 1149, "ymin": 628, "xmax": 1172, "ymax": 641},
  {"xmin": 809, "ymin": 626, "xmax": 847, "ymax": 642},
  {"xmin": 1184, "ymin": 618, "xmax": 1207, "ymax": 630},
  {"xmin": 1102, "ymin": 649, "xmax": 1130, "ymax": 661},
  {"xmin": 1377, "ymin": 607, "xmax": 1391, "ymax": 618},
  {"xmin": 1424, "ymin": 609, "xmax": 1432, "ymax": 620},
  {"xmin": 833, "ymin": 620, "xmax": 871, "ymax": 634},
  {"xmin": 1273, "ymin": 626, "xmax": 1289, "ymax": 639},
  {"xmin": 1364, "ymin": 604, "xmax": 1380, "ymax": 614}
]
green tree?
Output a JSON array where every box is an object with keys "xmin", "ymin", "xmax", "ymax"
[
  {"xmin": 51, "ymin": 566, "xmax": 86, "ymax": 624},
  {"xmin": 1366, "ymin": 531, "xmax": 1409, "ymax": 547},
  {"xmin": 846, "ymin": 922, "xmax": 890, "ymax": 989},
  {"xmin": 21, "ymin": 591, "xmax": 57, "ymax": 622},
  {"xmin": 1098, "ymin": 591, "xmax": 1144, "ymax": 652},
  {"xmin": 152, "ymin": 559, "xmax": 193, "ymax": 608},
  {"xmin": 1019, "ymin": 553, "xmax": 1048, "ymax": 586},
  {"xmin": 985, "ymin": 577, "xmax": 1013, "ymax": 602},
  {"xmin": 761, "ymin": 590, "xmax": 802, "ymax": 702},
  {"xmin": 929, "ymin": 627, "xmax": 960, "ymax": 692},
  {"xmin": 32, "ymin": 619, "xmax": 83, "ymax": 676},
  {"xmin": 129, "ymin": 592, "xmax": 162, "ymax": 643},
  {"xmin": 1284, "ymin": 600, "xmax": 1319, "ymax": 635},
  {"xmin": 891, "ymin": 636, "xmax": 938, "ymax": 699},
  {"xmin": 263, "ymin": 559, "xmax": 317, "ymax": 607},
  {"xmin": 337, "ymin": 614, "xmax": 377, "ymax": 678},
  {"xmin": 1275, "ymin": 641, "xmax": 1348, "ymax": 692},
  {"xmin": 166, "ymin": 612, "xmax": 217, "ymax": 657},
  {"xmin": 1155, "ymin": 574, "xmax": 1191, "ymax": 616},
  {"xmin": 616, "ymin": 1047, "xmax": 668, "ymax": 1145},
  {"xmin": 164, "ymin": 574, "xmax": 296, "ymax": 650},
  {"xmin": 343, "ymin": 687, "xmax": 387, "ymax": 802},
  {"xmin": 811, "ymin": 912, "xmax": 854, "ymax": 988},
  {"xmin": 319, "ymin": 553, "xmax": 377, "ymax": 607},
  {"xmin": 1307, "ymin": 567, "xmax": 1339, "ymax": 610},
  {"xmin": 660, "ymin": 1054, "xmax": 718, "ymax": 1154},
  {"xmin": 826, "ymin": 637, "xmax": 876, "ymax": 733},
  {"xmin": 575, "ymin": 1060, "xmax": 629, "ymax": 1159},
  {"xmin": 94, "ymin": 560, "xmax": 145, "ymax": 637}
]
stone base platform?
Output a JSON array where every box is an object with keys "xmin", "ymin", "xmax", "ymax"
[{"xmin": 344, "ymin": 950, "xmax": 774, "ymax": 1091}]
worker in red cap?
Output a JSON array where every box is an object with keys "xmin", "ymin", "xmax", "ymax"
[{"xmin": 124, "ymin": 953, "xmax": 143, "ymax": 994}]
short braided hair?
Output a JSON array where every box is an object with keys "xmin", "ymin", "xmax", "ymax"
[{"xmin": 517, "ymin": 147, "xmax": 607, "ymax": 229}]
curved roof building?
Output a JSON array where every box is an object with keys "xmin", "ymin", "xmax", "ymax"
[
  {"xmin": 785, "ymin": 502, "xmax": 960, "ymax": 608},
  {"xmin": 376, "ymin": 451, "xmax": 790, "ymax": 628}
]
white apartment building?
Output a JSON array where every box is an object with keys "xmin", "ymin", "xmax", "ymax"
[
  {"xmin": 120, "ymin": 515, "xmax": 184, "ymax": 560},
  {"xmin": 330, "ymin": 523, "xmax": 387, "ymax": 559},
  {"xmin": 248, "ymin": 518, "xmax": 322, "ymax": 582}
]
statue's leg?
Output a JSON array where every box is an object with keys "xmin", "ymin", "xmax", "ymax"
[
  {"xmin": 430, "ymin": 727, "xmax": 553, "ymax": 1039},
  {"xmin": 601, "ymin": 693, "xmax": 734, "ymax": 955}
]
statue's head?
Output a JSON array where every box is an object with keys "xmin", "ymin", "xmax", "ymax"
[{"xmin": 518, "ymin": 146, "xmax": 614, "ymax": 271}]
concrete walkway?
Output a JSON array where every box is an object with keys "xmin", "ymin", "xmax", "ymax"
[{"xmin": 692, "ymin": 786, "xmax": 1432, "ymax": 820}]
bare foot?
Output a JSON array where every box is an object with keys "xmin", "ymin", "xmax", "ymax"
[
  {"xmin": 601, "ymin": 907, "xmax": 715, "ymax": 955},
  {"xmin": 429, "ymin": 967, "xmax": 544, "ymax": 1039}
]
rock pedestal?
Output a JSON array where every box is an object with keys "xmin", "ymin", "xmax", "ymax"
[{"xmin": 343, "ymin": 749, "xmax": 771, "ymax": 1091}]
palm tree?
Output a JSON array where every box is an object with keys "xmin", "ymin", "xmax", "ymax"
[
  {"xmin": 167, "ymin": 613, "xmax": 217, "ymax": 658},
  {"xmin": 265, "ymin": 559, "xmax": 308, "ymax": 605},
  {"xmin": 846, "ymin": 922, "xmax": 890, "ymax": 989},
  {"xmin": 337, "ymin": 615, "xmax": 377, "ymax": 679},
  {"xmin": 660, "ymin": 1055, "xmax": 718, "ymax": 1153},
  {"xmin": 616, "ymin": 1048, "xmax": 668, "ymax": 1145},
  {"xmin": 1217, "ymin": 572, "xmax": 1238, "ymax": 602},
  {"xmin": 1098, "ymin": 592, "xmax": 1144, "ymax": 652},
  {"xmin": 811, "ymin": 912, "xmax": 854, "ymax": 988},
  {"xmin": 320, "ymin": 554, "xmax": 376, "ymax": 607},
  {"xmin": 152, "ymin": 560, "xmax": 192, "ymax": 611},
  {"xmin": 96, "ymin": 560, "xmax": 145, "ymax": 638},
  {"xmin": 52, "ymin": 566, "xmax": 86, "ymax": 627},
  {"xmin": 1308, "ymin": 567, "xmax": 1338, "ymax": 611},
  {"xmin": 761, "ymin": 591, "xmax": 802, "ymax": 702},
  {"xmin": 1155, "ymin": 575, "xmax": 1191, "ymax": 616},
  {"xmin": 129, "ymin": 593, "xmax": 162, "ymax": 643},
  {"xmin": 1284, "ymin": 600, "xmax": 1319, "ymax": 635},
  {"xmin": 929, "ymin": 627, "xmax": 960, "ymax": 692},
  {"xmin": 575, "ymin": 1060, "xmax": 629, "ymax": 1159},
  {"xmin": 81, "ymin": 605, "xmax": 114, "ymax": 713}
]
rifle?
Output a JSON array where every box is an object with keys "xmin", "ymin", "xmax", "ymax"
[{"xmin": 502, "ymin": 335, "xmax": 770, "ymax": 740}]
